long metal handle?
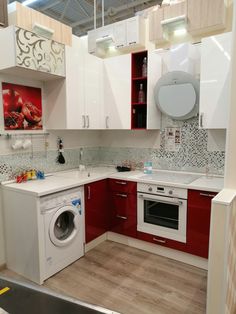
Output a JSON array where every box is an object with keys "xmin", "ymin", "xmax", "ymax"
[
  {"xmin": 116, "ymin": 193, "xmax": 127, "ymax": 198},
  {"xmin": 115, "ymin": 181, "xmax": 127, "ymax": 185},
  {"xmin": 106, "ymin": 116, "xmax": 109, "ymax": 129},
  {"xmin": 116, "ymin": 215, "xmax": 127, "ymax": 220},
  {"xmin": 200, "ymin": 113, "xmax": 203, "ymax": 128},
  {"xmin": 86, "ymin": 115, "xmax": 89, "ymax": 128},
  {"xmin": 87, "ymin": 186, "xmax": 91, "ymax": 200},
  {"xmin": 153, "ymin": 238, "xmax": 166, "ymax": 244},
  {"xmin": 129, "ymin": 41, "xmax": 136, "ymax": 45},
  {"xmin": 82, "ymin": 115, "xmax": 86, "ymax": 128},
  {"xmin": 138, "ymin": 194, "xmax": 183, "ymax": 206},
  {"xmin": 200, "ymin": 192, "xmax": 215, "ymax": 198}
]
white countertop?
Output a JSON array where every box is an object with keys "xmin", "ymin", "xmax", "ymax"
[{"xmin": 1, "ymin": 167, "xmax": 224, "ymax": 196}]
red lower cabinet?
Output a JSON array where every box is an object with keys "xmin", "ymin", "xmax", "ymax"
[
  {"xmin": 109, "ymin": 179, "xmax": 137, "ymax": 238},
  {"xmin": 85, "ymin": 180, "xmax": 109, "ymax": 244},
  {"xmin": 137, "ymin": 231, "xmax": 187, "ymax": 252},
  {"xmin": 187, "ymin": 189, "xmax": 217, "ymax": 258}
]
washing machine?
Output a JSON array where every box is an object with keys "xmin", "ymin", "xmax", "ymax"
[{"xmin": 40, "ymin": 187, "xmax": 85, "ymax": 280}]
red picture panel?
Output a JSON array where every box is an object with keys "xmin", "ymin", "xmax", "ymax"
[{"xmin": 2, "ymin": 82, "xmax": 43, "ymax": 130}]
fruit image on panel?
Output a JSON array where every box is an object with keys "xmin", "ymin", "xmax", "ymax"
[{"xmin": 2, "ymin": 82, "xmax": 42, "ymax": 130}]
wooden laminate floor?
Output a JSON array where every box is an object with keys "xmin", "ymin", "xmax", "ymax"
[{"xmin": 43, "ymin": 241, "xmax": 207, "ymax": 314}]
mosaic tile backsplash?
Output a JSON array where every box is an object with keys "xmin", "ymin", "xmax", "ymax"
[{"xmin": 0, "ymin": 117, "xmax": 225, "ymax": 181}]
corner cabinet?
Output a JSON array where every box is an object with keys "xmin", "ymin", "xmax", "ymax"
[
  {"xmin": 199, "ymin": 32, "xmax": 232, "ymax": 129},
  {"xmin": 0, "ymin": 26, "xmax": 65, "ymax": 80}
]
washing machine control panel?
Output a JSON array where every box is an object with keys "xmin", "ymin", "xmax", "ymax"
[{"xmin": 40, "ymin": 188, "xmax": 83, "ymax": 213}]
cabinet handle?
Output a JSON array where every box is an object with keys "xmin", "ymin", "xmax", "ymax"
[
  {"xmin": 0, "ymin": 23, "xmax": 5, "ymax": 26},
  {"xmin": 153, "ymin": 238, "xmax": 166, "ymax": 244},
  {"xmin": 87, "ymin": 186, "xmax": 91, "ymax": 200},
  {"xmin": 105, "ymin": 116, "xmax": 109, "ymax": 129},
  {"xmin": 116, "ymin": 44, "xmax": 124, "ymax": 48},
  {"xmin": 200, "ymin": 193, "xmax": 215, "ymax": 198},
  {"xmin": 115, "ymin": 181, "xmax": 127, "ymax": 185},
  {"xmin": 200, "ymin": 113, "xmax": 204, "ymax": 128},
  {"xmin": 116, "ymin": 193, "xmax": 128, "ymax": 198},
  {"xmin": 129, "ymin": 41, "xmax": 136, "ymax": 45},
  {"xmin": 116, "ymin": 215, "xmax": 127, "ymax": 220},
  {"xmin": 86, "ymin": 115, "xmax": 90, "ymax": 128},
  {"xmin": 82, "ymin": 115, "xmax": 86, "ymax": 128}
]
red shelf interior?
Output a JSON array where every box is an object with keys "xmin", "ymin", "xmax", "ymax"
[
  {"xmin": 131, "ymin": 104, "xmax": 147, "ymax": 129},
  {"xmin": 131, "ymin": 51, "xmax": 148, "ymax": 130},
  {"xmin": 131, "ymin": 51, "xmax": 148, "ymax": 79}
]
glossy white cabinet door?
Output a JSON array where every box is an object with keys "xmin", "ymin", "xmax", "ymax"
[
  {"xmin": 147, "ymin": 51, "xmax": 161, "ymax": 129},
  {"xmin": 199, "ymin": 32, "xmax": 232, "ymax": 129},
  {"xmin": 113, "ymin": 21, "xmax": 127, "ymax": 49},
  {"xmin": 84, "ymin": 52, "xmax": 103, "ymax": 129},
  {"xmin": 103, "ymin": 54, "xmax": 131, "ymax": 129},
  {"xmin": 126, "ymin": 16, "xmax": 145, "ymax": 48},
  {"xmin": 66, "ymin": 36, "xmax": 85, "ymax": 129}
]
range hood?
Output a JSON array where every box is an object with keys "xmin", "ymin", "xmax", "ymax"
[{"xmin": 96, "ymin": 35, "xmax": 115, "ymax": 48}]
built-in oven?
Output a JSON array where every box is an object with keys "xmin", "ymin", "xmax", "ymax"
[{"xmin": 137, "ymin": 183, "xmax": 187, "ymax": 243}]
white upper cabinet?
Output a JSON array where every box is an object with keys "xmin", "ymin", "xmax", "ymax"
[
  {"xmin": 113, "ymin": 21, "xmax": 127, "ymax": 49},
  {"xmin": 84, "ymin": 52, "xmax": 103, "ymax": 129},
  {"xmin": 126, "ymin": 16, "xmax": 145, "ymax": 48},
  {"xmin": 45, "ymin": 36, "xmax": 84, "ymax": 129},
  {"xmin": 199, "ymin": 32, "xmax": 232, "ymax": 129},
  {"xmin": 103, "ymin": 54, "xmax": 131, "ymax": 129},
  {"xmin": 147, "ymin": 51, "xmax": 161, "ymax": 129},
  {"xmin": 0, "ymin": 26, "xmax": 65, "ymax": 80},
  {"xmin": 87, "ymin": 16, "xmax": 145, "ymax": 56}
]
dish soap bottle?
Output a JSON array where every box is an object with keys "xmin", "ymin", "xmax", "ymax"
[
  {"xmin": 142, "ymin": 57, "xmax": 147, "ymax": 77},
  {"xmin": 138, "ymin": 84, "xmax": 145, "ymax": 103}
]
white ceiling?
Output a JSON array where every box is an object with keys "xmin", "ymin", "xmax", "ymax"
[{"xmin": 9, "ymin": 0, "xmax": 162, "ymax": 36}]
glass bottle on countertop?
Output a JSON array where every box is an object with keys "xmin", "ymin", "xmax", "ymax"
[
  {"xmin": 142, "ymin": 57, "xmax": 147, "ymax": 77},
  {"xmin": 138, "ymin": 83, "xmax": 145, "ymax": 103}
]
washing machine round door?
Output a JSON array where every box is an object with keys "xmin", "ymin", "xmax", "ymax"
[{"xmin": 49, "ymin": 205, "xmax": 80, "ymax": 247}]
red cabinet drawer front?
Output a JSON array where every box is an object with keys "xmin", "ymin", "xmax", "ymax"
[
  {"xmin": 109, "ymin": 179, "xmax": 137, "ymax": 194},
  {"xmin": 187, "ymin": 189, "xmax": 216, "ymax": 258},
  {"xmin": 188, "ymin": 190, "xmax": 217, "ymax": 207},
  {"xmin": 109, "ymin": 190, "xmax": 137, "ymax": 238},
  {"xmin": 110, "ymin": 192, "xmax": 137, "ymax": 217},
  {"xmin": 137, "ymin": 231, "xmax": 187, "ymax": 252},
  {"xmin": 110, "ymin": 215, "xmax": 137, "ymax": 238}
]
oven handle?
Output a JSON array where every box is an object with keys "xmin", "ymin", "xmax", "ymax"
[{"xmin": 138, "ymin": 194, "xmax": 183, "ymax": 206}]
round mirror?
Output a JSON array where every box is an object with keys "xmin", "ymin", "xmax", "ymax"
[{"xmin": 154, "ymin": 71, "xmax": 199, "ymax": 120}]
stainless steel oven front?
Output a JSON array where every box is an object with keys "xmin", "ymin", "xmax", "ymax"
[{"xmin": 137, "ymin": 183, "xmax": 187, "ymax": 243}]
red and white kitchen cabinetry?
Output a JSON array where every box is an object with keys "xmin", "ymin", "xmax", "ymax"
[
  {"xmin": 109, "ymin": 179, "xmax": 137, "ymax": 238},
  {"xmin": 187, "ymin": 189, "xmax": 216, "ymax": 258},
  {"xmin": 85, "ymin": 180, "xmax": 109, "ymax": 244},
  {"xmin": 103, "ymin": 54, "xmax": 131, "ymax": 129}
]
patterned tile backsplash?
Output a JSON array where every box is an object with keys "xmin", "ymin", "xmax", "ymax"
[{"xmin": 0, "ymin": 117, "xmax": 225, "ymax": 181}]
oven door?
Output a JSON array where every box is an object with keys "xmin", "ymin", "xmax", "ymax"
[{"xmin": 137, "ymin": 193, "xmax": 187, "ymax": 243}]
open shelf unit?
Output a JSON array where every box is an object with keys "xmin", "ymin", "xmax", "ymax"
[{"xmin": 131, "ymin": 50, "xmax": 148, "ymax": 129}]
